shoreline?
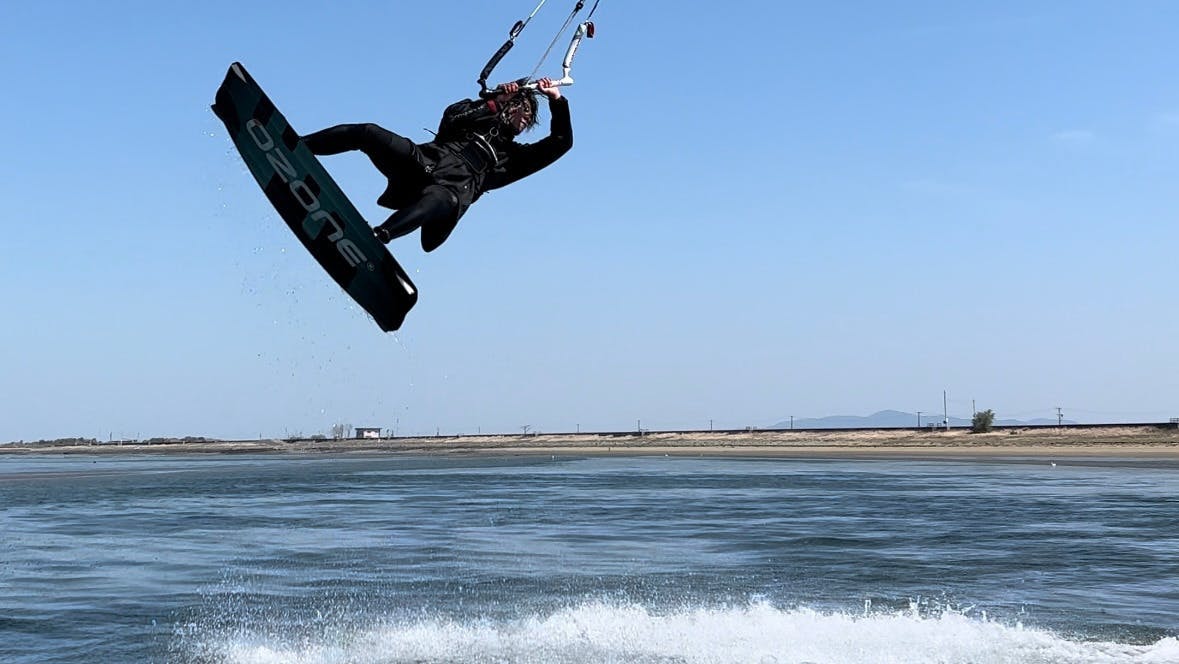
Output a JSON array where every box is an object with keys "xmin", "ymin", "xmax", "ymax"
[{"xmin": 3, "ymin": 426, "xmax": 1179, "ymax": 459}]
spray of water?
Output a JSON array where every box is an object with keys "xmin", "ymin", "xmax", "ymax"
[{"xmin": 175, "ymin": 600, "xmax": 1179, "ymax": 664}]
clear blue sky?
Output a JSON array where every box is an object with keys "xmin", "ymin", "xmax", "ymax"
[{"xmin": 2, "ymin": 1, "xmax": 1177, "ymax": 440}]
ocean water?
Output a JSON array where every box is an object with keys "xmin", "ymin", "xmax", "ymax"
[{"xmin": 1, "ymin": 452, "xmax": 1177, "ymax": 663}]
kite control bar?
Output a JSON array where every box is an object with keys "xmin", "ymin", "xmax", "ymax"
[
  {"xmin": 480, "ymin": 20, "xmax": 596, "ymax": 98},
  {"xmin": 523, "ymin": 20, "xmax": 595, "ymax": 90},
  {"xmin": 477, "ymin": 0, "xmax": 600, "ymax": 98},
  {"xmin": 477, "ymin": 0, "xmax": 548, "ymax": 94}
]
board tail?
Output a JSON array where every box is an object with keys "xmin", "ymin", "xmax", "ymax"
[{"xmin": 212, "ymin": 62, "xmax": 417, "ymax": 332}]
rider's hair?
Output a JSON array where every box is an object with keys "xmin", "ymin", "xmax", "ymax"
[{"xmin": 502, "ymin": 88, "xmax": 541, "ymax": 133}]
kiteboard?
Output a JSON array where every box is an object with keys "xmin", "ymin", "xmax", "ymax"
[{"xmin": 211, "ymin": 62, "xmax": 417, "ymax": 332}]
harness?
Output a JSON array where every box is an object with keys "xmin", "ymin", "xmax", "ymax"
[{"xmin": 452, "ymin": 128, "xmax": 503, "ymax": 173}]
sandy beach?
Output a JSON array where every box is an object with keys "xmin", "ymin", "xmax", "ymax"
[{"xmin": 4, "ymin": 425, "xmax": 1179, "ymax": 459}]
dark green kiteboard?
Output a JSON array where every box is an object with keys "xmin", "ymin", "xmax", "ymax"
[{"xmin": 212, "ymin": 62, "xmax": 417, "ymax": 332}]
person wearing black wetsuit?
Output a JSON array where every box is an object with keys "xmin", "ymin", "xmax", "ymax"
[{"xmin": 301, "ymin": 78, "xmax": 572, "ymax": 252}]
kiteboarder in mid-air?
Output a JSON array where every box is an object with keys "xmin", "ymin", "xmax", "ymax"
[
  {"xmin": 301, "ymin": 77, "xmax": 571, "ymax": 253},
  {"xmin": 211, "ymin": 1, "xmax": 600, "ymax": 331}
]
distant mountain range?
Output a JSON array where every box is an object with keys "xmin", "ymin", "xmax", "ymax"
[{"xmin": 769, "ymin": 409, "xmax": 1073, "ymax": 429}]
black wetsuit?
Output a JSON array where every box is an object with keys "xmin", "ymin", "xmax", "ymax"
[{"xmin": 302, "ymin": 96, "xmax": 572, "ymax": 252}]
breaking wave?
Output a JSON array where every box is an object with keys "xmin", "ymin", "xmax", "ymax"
[{"xmin": 176, "ymin": 600, "xmax": 1178, "ymax": 664}]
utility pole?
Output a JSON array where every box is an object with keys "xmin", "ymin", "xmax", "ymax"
[
  {"xmin": 943, "ymin": 390, "xmax": 948, "ymax": 430},
  {"xmin": 972, "ymin": 399, "xmax": 976, "ymax": 417},
  {"xmin": 709, "ymin": 419, "xmax": 713, "ymax": 431},
  {"xmin": 790, "ymin": 416, "xmax": 794, "ymax": 430},
  {"xmin": 1056, "ymin": 407, "xmax": 1063, "ymax": 427}
]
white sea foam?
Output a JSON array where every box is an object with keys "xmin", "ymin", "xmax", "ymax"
[{"xmin": 196, "ymin": 601, "xmax": 1179, "ymax": 664}]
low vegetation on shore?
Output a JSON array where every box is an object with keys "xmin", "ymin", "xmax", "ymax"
[{"xmin": 3, "ymin": 425, "xmax": 1178, "ymax": 456}]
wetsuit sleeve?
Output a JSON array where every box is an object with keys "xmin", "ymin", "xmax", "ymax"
[
  {"xmin": 436, "ymin": 98, "xmax": 498, "ymax": 142},
  {"xmin": 484, "ymin": 97, "xmax": 572, "ymax": 191}
]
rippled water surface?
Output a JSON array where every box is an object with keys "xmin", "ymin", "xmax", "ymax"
[{"xmin": 2, "ymin": 453, "xmax": 1177, "ymax": 662}]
